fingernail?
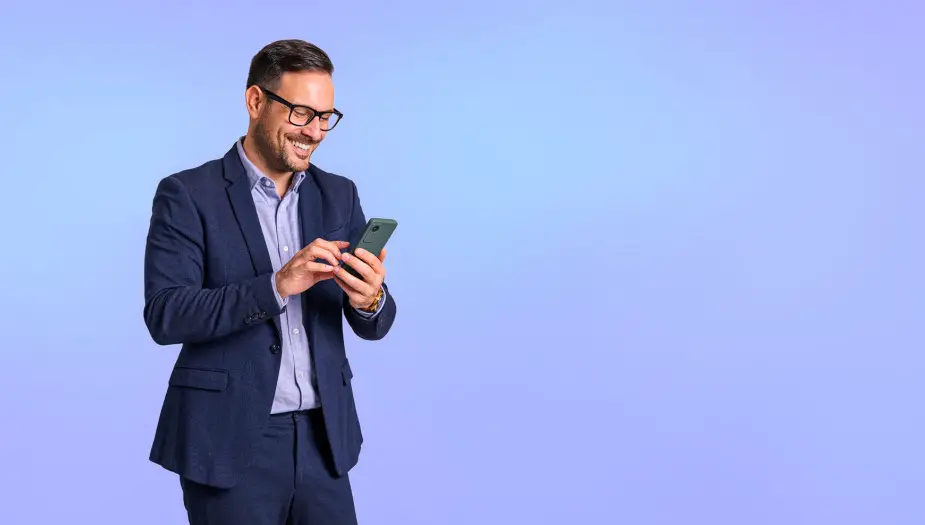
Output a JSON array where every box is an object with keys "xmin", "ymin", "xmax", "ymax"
[{"xmin": 342, "ymin": 253, "xmax": 349, "ymax": 260}]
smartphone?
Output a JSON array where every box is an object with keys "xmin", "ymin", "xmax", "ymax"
[{"xmin": 342, "ymin": 218, "xmax": 398, "ymax": 280}]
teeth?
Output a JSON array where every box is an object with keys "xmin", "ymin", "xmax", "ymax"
[{"xmin": 291, "ymin": 140, "xmax": 310, "ymax": 151}]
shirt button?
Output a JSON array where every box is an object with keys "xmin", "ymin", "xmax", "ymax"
[
  {"xmin": 293, "ymin": 328, "xmax": 300, "ymax": 335},
  {"xmin": 263, "ymin": 180, "xmax": 272, "ymax": 187},
  {"xmin": 283, "ymin": 246, "xmax": 289, "ymax": 252}
]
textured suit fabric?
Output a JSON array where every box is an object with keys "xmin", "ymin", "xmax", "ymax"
[{"xmin": 143, "ymin": 143, "xmax": 396, "ymax": 496}]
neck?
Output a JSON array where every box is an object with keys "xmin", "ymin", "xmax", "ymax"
[{"xmin": 241, "ymin": 134, "xmax": 293, "ymax": 192}]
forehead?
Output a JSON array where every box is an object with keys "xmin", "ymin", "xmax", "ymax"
[{"xmin": 275, "ymin": 70, "xmax": 335, "ymax": 108}]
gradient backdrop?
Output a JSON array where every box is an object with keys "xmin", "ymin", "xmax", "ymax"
[{"xmin": 1, "ymin": 1, "xmax": 923, "ymax": 523}]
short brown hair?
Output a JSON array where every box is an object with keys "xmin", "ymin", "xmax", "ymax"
[{"xmin": 246, "ymin": 39, "xmax": 334, "ymax": 90}]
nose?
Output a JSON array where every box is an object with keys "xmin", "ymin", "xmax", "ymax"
[{"xmin": 300, "ymin": 117, "xmax": 324, "ymax": 141}]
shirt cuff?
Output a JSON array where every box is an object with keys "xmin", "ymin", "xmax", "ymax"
[
  {"xmin": 270, "ymin": 273, "xmax": 289, "ymax": 310},
  {"xmin": 352, "ymin": 287, "xmax": 386, "ymax": 318}
]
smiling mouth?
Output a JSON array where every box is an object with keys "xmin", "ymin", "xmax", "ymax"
[{"xmin": 290, "ymin": 139, "xmax": 312, "ymax": 152}]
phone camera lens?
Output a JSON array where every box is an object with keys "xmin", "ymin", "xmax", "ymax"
[{"xmin": 371, "ymin": 225, "xmax": 380, "ymax": 232}]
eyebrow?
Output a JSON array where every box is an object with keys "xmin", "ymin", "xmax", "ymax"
[
  {"xmin": 267, "ymin": 89, "xmax": 335, "ymax": 112},
  {"xmin": 288, "ymin": 98, "xmax": 335, "ymax": 113}
]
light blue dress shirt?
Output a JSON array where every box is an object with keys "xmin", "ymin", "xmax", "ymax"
[{"xmin": 235, "ymin": 139, "xmax": 383, "ymax": 413}]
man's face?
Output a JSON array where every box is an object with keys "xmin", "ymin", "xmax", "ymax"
[{"xmin": 250, "ymin": 70, "xmax": 335, "ymax": 174}]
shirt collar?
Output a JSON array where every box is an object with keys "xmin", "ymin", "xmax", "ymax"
[{"xmin": 235, "ymin": 137, "xmax": 306, "ymax": 193}]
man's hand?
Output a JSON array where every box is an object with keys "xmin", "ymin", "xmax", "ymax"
[
  {"xmin": 276, "ymin": 239, "xmax": 350, "ymax": 298},
  {"xmin": 333, "ymin": 247, "xmax": 387, "ymax": 309}
]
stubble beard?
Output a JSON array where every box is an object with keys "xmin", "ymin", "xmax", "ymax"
[{"xmin": 254, "ymin": 118, "xmax": 309, "ymax": 174}]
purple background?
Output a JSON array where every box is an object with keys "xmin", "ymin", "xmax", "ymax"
[{"xmin": 0, "ymin": 1, "xmax": 922, "ymax": 523}]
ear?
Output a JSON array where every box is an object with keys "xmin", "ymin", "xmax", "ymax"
[{"xmin": 244, "ymin": 85, "xmax": 264, "ymax": 120}]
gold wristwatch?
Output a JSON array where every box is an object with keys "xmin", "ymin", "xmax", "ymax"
[{"xmin": 361, "ymin": 287, "xmax": 384, "ymax": 313}]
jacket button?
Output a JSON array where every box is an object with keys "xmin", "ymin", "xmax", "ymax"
[{"xmin": 269, "ymin": 344, "xmax": 280, "ymax": 353}]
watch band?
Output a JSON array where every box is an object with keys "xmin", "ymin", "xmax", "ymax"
[{"xmin": 361, "ymin": 287, "xmax": 384, "ymax": 312}]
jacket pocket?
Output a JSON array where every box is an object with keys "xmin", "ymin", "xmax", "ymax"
[{"xmin": 168, "ymin": 367, "xmax": 229, "ymax": 391}]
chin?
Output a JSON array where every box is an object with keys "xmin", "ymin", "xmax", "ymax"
[
  {"xmin": 285, "ymin": 159, "xmax": 311, "ymax": 173},
  {"xmin": 289, "ymin": 152, "xmax": 311, "ymax": 169}
]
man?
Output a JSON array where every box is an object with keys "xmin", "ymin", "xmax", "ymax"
[{"xmin": 142, "ymin": 39, "xmax": 396, "ymax": 525}]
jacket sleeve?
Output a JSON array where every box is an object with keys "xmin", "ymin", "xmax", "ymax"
[
  {"xmin": 143, "ymin": 175, "xmax": 283, "ymax": 345},
  {"xmin": 342, "ymin": 180, "xmax": 397, "ymax": 341}
]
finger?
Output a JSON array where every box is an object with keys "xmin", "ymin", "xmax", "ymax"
[
  {"xmin": 340, "ymin": 252, "xmax": 376, "ymax": 280},
  {"xmin": 311, "ymin": 238, "xmax": 348, "ymax": 258},
  {"xmin": 292, "ymin": 262, "xmax": 335, "ymax": 283},
  {"xmin": 303, "ymin": 261, "xmax": 335, "ymax": 274},
  {"xmin": 334, "ymin": 263, "xmax": 372, "ymax": 291},
  {"xmin": 333, "ymin": 264, "xmax": 374, "ymax": 295},
  {"xmin": 378, "ymin": 247, "xmax": 387, "ymax": 263},
  {"xmin": 301, "ymin": 245, "xmax": 340, "ymax": 267},
  {"xmin": 353, "ymin": 248, "xmax": 384, "ymax": 274},
  {"xmin": 293, "ymin": 241, "xmax": 339, "ymax": 266},
  {"xmin": 334, "ymin": 275, "xmax": 368, "ymax": 304}
]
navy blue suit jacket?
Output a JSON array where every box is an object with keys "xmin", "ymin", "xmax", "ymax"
[{"xmin": 143, "ymin": 144, "xmax": 396, "ymax": 489}]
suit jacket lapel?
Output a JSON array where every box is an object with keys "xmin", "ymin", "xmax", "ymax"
[
  {"xmin": 297, "ymin": 169, "xmax": 324, "ymax": 251},
  {"xmin": 222, "ymin": 147, "xmax": 274, "ymax": 277},
  {"xmin": 298, "ymin": 169, "xmax": 328, "ymax": 314}
]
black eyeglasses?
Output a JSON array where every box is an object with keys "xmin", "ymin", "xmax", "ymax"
[{"xmin": 259, "ymin": 86, "xmax": 343, "ymax": 131}]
